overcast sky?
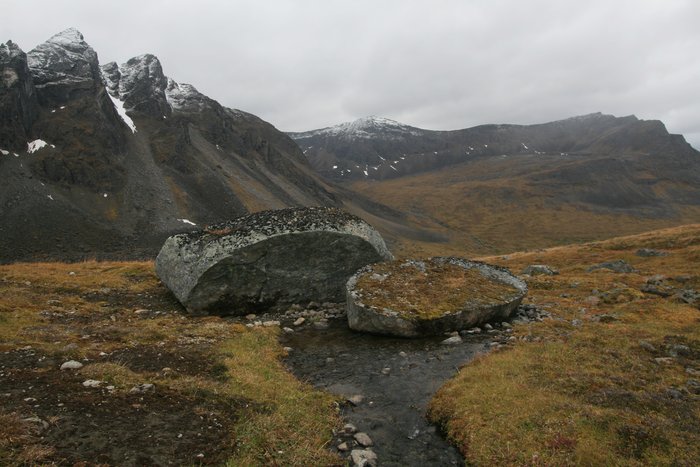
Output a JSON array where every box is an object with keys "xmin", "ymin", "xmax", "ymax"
[{"xmin": 3, "ymin": 0, "xmax": 700, "ymax": 148}]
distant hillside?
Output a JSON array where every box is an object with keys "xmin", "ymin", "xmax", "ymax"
[
  {"xmin": 289, "ymin": 113, "xmax": 700, "ymax": 256},
  {"xmin": 350, "ymin": 148, "xmax": 700, "ymax": 257},
  {"xmin": 289, "ymin": 113, "xmax": 699, "ymax": 181}
]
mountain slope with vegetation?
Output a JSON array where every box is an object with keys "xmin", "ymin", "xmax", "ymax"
[
  {"xmin": 350, "ymin": 148, "xmax": 700, "ymax": 257},
  {"xmin": 0, "ymin": 29, "xmax": 339, "ymax": 262}
]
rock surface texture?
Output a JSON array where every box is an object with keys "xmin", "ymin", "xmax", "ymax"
[
  {"xmin": 346, "ymin": 257, "xmax": 527, "ymax": 337},
  {"xmin": 156, "ymin": 207, "xmax": 392, "ymax": 315}
]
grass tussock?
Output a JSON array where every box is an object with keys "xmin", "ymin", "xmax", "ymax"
[
  {"xmin": 429, "ymin": 224, "xmax": 700, "ymax": 466},
  {"xmin": 221, "ymin": 330, "xmax": 340, "ymax": 466}
]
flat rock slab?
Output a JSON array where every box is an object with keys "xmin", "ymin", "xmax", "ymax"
[
  {"xmin": 156, "ymin": 207, "xmax": 393, "ymax": 315},
  {"xmin": 346, "ymin": 257, "xmax": 527, "ymax": 337}
]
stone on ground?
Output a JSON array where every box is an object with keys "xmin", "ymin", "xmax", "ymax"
[
  {"xmin": 60, "ymin": 360, "xmax": 83, "ymax": 370},
  {"xmin": 521, "ymin": 264, "xmax": 559, "ymax": 275},
  {"xmin": 346, "ymin": 257, "xmax": 527, "ymax": 337},
  {"xmin": 354, "ymin": 432, "xmax": 374, "ymax": 447},
  {"xmin": 155, "ymin": 207, "xmax": 392, "ymax": 315},
  {"xmin": 587, "ymin": 259, "xmax": 636, "ymax": 273},
  {"xmin": 351, "ymin": 449, "xmax": 378, "ymax": 467}
]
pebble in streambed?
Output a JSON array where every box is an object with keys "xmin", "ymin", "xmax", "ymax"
[
  {"xmin": 265, "ymin": 302, "xmax": 547, "ymax": 465},
  {"xmin": 282, "ymin": 320, "xmax": 491, "ymax": 466}
]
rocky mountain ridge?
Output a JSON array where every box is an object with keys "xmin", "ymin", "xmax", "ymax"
[
  {"xmin": 290, "ymin": 113, "xmax": 699, "ymax": 181},
  {"xmin": 0, "ymin": 28, "xmax": 346, "ymax": 262}
]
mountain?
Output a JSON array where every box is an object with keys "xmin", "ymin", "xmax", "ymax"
[
  {"xmin": 289, "ymin": 113, "xmax": 699, "ymax": 181},
  {"xmin": 0, "ymin": 29, "xmax": 349, "ymax": 262},
  {"xmin": 290, "ymin": 114, "xmax": 700, "ymax": 256}
]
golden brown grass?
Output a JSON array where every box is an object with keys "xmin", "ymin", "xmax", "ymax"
[
  {"xmin": 0, "ymin": 260, "xmax": 340, "ymax": 466},
  {"xmin": 221, "ymin": 330, "xmax": 340, "ymax": 466},
  {"xmin": 356, "ymin": 261, "xmax": 519, "ymax": 320},
  {"xmin": 0, "ymin": 413, "xmax": 55, "ymax": 463},
  {"xmin": 349, "ymin": 159, "xmax": 700, "ymax": 258},
  {"xmin": 429, "ymin": 224, "xmax": 700, "ymax": 466}
]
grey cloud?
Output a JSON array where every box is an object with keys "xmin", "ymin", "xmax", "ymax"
[{"xmin": 4, "ymin": 0, "xmax": 699, "ymax": 148}]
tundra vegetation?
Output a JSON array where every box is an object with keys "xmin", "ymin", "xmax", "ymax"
[
  {"xmin": 430, "ymin": 224, "xmax": 700, "ymax": 466},
  {"xmin": 0, "ymin": 224, "xmax": 699, "ymax": 465}
]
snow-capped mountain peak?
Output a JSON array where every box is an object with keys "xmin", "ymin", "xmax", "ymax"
[
  {"xmin": 100, "ymin": 54, "xmax": 171, "ymax": 117},
  {"xmin": 101, "ymin": 54, "xmax": 210, "ymax": 117},
  {"xmin": 292, "ymin": 116, "xmax": 423, "ymax": 140},
  {"xmin": 26, "ymin": 28, "xmax": 102, "ymax": 106},
  {"xmin": 44, "ymin": 28, "xmax": 86, "ymax": 47},
  {"xmin": 27, "ymin": 27, "xmax": 98, "ymax": 71},
  {"xmin": 0, "ymin": 40, "xmax": 24, "ymax": 60},
  {"xmin": 165, "ymin": 78, "xmax": 207, "ymax": 111}
]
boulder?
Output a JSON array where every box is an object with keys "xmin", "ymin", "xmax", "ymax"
[
  {"xmin": 636, "ymin": 248, "xmax": 668, "ymax": 257},
  {"xmin": 521, "ymin": 264, "xmax": 559, "ymax": 276},
  {"xmin": 156, "ymin": 207, "xmax": 392, "ymax": 315},
  {"xmin": 351, "ymin": 449, "xmax": 378, "ymax": 467},
  {"xmin": 346, "ymin": 257, "xmax": 527, "ymax": 337},
  {"xmin": 587, "ymin": 260, "xmax": 636, "ymax": 273}
]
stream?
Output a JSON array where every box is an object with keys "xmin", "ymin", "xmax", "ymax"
[{"xmin": 282, "ymin": 320, "xmax": 489, "ymax": 466}]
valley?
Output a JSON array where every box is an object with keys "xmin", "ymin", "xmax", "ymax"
[
  {"xmin": 2, "ymin": 24, "xmax": 700, "ymax": 467},
  {"xmin": 349, "ymin": 152, "xmax": 700, "ymax": 257}
]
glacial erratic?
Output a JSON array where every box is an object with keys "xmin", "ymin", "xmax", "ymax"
[
  {"xmin": 155, "ymin": 207, "xmax": 393, "ymax": 315},
  {"xmin": 346, "ymin": 257, "xmax": 527, "ymax": 337}
]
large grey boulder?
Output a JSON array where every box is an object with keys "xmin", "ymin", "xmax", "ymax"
[
  {"xmin": 346, "ymin": 257, "xmax": 527, "ymax": 337},
  {"xmin": 156, "ymin": 207, "xmax": 392, "ymax": 315}
]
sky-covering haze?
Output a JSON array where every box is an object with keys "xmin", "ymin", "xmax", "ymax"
[{"xmin": 3, "ymin": 0, "xmax": 699, "ymax": 147}]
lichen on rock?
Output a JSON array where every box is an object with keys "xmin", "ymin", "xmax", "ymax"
[
  {"xmin": 155, "ymin": 207, "xmax": 392, "ymax": 315},
  {"xmin": 346, "ymin": 257, "xmax": 527, "ymax": 337}
]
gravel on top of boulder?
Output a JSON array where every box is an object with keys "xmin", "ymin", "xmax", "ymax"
[
  {"xmin": 346, "ymin": 257, "xmax": 527, "ymax": 337},
  {"xmin": 155, "ymin": 207, "xmax": 393, "ymax": 316}
]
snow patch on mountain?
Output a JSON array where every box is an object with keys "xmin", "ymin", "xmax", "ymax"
[
  {"xmin": 107, "ymin": 92, "xmax": 137, "ymax": 133},
  {"xmin": 27, "ymin": 139, "xmax": 49, "ymax": 153}
]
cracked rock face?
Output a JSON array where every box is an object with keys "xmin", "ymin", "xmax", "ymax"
[
  {"xmin": 346, "ymin": 257, "xmax": 527, "ymax": 337},
  {"xmin": 155, "ymin": 207, "xmax": 393, "ymax": 315}
]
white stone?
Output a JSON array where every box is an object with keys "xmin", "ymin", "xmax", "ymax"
[
  {"xmin": 350, "ymin": 448, "xmax": 378, "ymax": 466},
  {"xmin": 354, "ymin": 432, "xmax": 374, "ymax": 447},
  {"xmin": 441, "ymin": 336, "xmax": 463, "ymax": 345},
  {"xmin": 82, "ymin": 379, "xmax": 102, "ymax": 388},
  {"xmin": 60, "ymin": 360, "xmax": 83, "ymax": 370}
]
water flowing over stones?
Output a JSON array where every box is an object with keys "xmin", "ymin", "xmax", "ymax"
[{"xmin": 156, "ymin": 207, "xmax": 393, "ymax": 315}]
